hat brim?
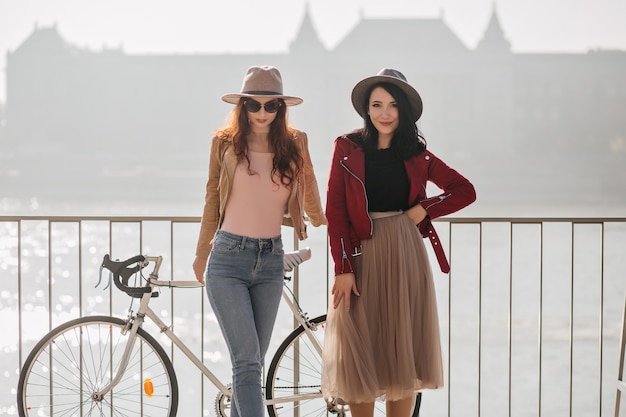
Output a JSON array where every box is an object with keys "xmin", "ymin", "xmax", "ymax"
[
  {"xmin": 221, "ymin": 93, "xmax": 303, "ymax": 106},
  {"xmin": 351, "ymin": 75, "xmax": 423, "ymax": 122}
]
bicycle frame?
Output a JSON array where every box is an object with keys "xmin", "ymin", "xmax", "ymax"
[{"xmin": 94, "ymin": 255, "xmax": 325, "ymax": 407}]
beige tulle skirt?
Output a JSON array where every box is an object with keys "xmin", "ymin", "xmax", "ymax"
[{"xmin": 321, "ymin": 211, "xmax": 444, "ymax": 404}]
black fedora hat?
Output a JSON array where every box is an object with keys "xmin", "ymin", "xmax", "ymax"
[{"xmin": 351, "ymin": 68, "xmax": 423, "ymax": 122}]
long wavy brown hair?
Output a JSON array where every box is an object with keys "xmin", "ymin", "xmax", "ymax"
[{"xmin": 215, "ymin": 98, "xmax": 302, "ymax": 187}]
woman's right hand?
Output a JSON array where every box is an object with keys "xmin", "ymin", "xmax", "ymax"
[
  {"xmin": 193, "ymin": 256, "xmax": 208, "ymax": 285},
  {"xmin": 331, "ymin": 273, "xmax": 360, "ymax": 310}
]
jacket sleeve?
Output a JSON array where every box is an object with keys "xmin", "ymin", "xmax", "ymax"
[
  {"xmin": 195, "ymin": 136, "xmax": 223, "ymax": 259},
  {"xmin": 418, "ymin": 152, "xmax": 476, "ymax": 220},
  {"xmin": 326, "ymin": 138, "xmax": 357, "ymax": 276},
  {"xmin": 297, "ymin": 131, "xmax": 326, "ymax": 227}
]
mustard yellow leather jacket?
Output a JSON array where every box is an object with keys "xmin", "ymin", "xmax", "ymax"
[{"xmin": 195, "ymin": 129, "xmax": 326, "ymax": 259}]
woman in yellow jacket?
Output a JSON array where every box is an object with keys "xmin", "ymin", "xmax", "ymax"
[{"xmin": 192, "ymin": 65, "xmax": 325, "ymax": 417}]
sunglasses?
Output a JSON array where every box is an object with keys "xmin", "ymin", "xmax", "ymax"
[{"xmin": 243, "ymin": 99, "xmax": 282, "ymax": 113}]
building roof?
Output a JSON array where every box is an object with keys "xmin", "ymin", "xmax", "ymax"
[
  {"xmin": 476, "ymin": 7, "xmax": 511, "ymax": 52},
  {"xmin": 332, "ymin": 17, "xmax": 469, "ymax": 55},
  {"xmin": 290, "ymin": 6, "xmax": 326, "ymax": 53},
  {"xmin": 11, "ymin": 24, "xmax": 73, "ymax": 56}
]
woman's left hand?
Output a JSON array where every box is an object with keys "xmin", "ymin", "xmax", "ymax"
[{"xmin": 404, "ymin": 204, "xmax": 428, "ymax": 225}]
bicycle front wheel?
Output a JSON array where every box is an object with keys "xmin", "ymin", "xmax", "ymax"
[{"xmin": 17, "ymin": 315, "xmax": 178, "ymax": 417}]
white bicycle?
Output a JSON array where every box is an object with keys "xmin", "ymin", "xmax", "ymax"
[{"xmin": 16, "ymin": 249, "xmax": 422, "ymax": 416}]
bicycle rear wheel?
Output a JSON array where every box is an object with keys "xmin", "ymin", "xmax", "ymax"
[
  {"xmin": 265, "ymin": 314, "xmax": 335, "ymax": 417},
  {"xmin": 265, "ymin": 314, "xmax": 422, "ymax": 417},
  {"xmin": 17, "ymin": 315, "xmax": 178, "ymax": 417}
]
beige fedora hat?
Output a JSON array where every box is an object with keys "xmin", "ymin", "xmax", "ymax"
[
  {"xmin": 221, "ymin": 65, "xmax": 303, "ymax": 106},
  {"xmin": 351, "ymin": 68, "xmax": 423, "ymax": 122}
]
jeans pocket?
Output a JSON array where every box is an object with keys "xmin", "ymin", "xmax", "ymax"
[{"xmin": 211, "ymin": 235, "xmax": 241, "ymax": 254}]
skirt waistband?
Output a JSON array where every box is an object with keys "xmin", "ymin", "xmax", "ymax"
[
  {"xmin": 369, "ymin": 210, "xmax": 404, "ymax": 219},
  {"xmin": 366, "ymin": 211, "xmax": 451, "ymax": 273}
]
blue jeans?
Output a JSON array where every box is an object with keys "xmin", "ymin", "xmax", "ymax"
[{"xmin": 205, "ymin": 230, "xmax": 285, "ymax": 417}]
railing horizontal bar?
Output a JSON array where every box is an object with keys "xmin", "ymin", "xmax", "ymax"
[
  {"xmin": 0, "ymin": 216, "xmax": 203, "ymax": 222},
  {"xmin": 2, "ymin": 216, "xmax": 626, "ymax": 224},
  {"xmin": 445, "ymin": 217, "xmax": 625, "ymax": 224}
]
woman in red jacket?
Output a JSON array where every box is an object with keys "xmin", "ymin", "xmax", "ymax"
[{"xmin": 321, "ymin": 68, "xmax": 476, "ymax": 417}]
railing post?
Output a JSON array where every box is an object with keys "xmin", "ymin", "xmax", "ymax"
[{"xmin": 615, "ymin": 288, "xmax": 626, "ymax": 417}]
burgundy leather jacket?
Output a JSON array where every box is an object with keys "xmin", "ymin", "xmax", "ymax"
[{"xmin": 326, "ymin": 134, "xmax": 476, "ymax": 276}]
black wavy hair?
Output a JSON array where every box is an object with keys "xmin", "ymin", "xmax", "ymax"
[{"xmin": 357, "ymin": 82, "xmax": 426, "ymax": 159}]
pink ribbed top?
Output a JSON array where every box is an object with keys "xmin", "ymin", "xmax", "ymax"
[{"xmin": 220, "ymin": 150, "xmax": 290, "ymax": 238}]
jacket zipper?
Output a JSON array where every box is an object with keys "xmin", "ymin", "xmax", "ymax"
[
  {"xmin": 423, "ymin": 193, "xmax": 451, "ymax": 211},
  {"xmin": 340, "ymin": 237, "xmax": 354, "ymax": 273},
  {"xmin": 340, "ymin": 159, "xmax": 374, "ymax": 237}
]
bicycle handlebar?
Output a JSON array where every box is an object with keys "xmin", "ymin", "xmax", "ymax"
[
  {"xmin": 100, "ymin": 248, "xmax": 312, "ymax": 297},
  {"xmin": 101, "ymin": 254, "xmax": 153, "ymax": 298}
]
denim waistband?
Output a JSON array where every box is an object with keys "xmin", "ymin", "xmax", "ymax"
[{"xmin": 215, "ymin": 229, "xmax": 282, "ymax": 249}]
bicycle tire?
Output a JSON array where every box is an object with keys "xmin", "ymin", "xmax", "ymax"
[
  {"xmin": 265, "ymin": 314, "xmax": 330, "ymax": 417},
  {"xmin": 17, "ymin": 315, "xmax": 178, "ymax": 417},
  {"xmin": 265, "ymin": 314, "xmax": 422, "ymax": 417}
]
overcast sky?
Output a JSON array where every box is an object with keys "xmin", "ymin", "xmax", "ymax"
[{"xmin": 1, "ymin": 0, "xmax": 625, "ymax": 101}]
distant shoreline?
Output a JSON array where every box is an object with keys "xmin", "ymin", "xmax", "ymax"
[{"xmin": 1, "ymin": 151, "xmax": 625, "ymax": 217}]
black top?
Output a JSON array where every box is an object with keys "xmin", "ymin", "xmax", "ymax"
[{"xmin": 364, "ymin": 147, "xmax": 410, "ymax": 212}]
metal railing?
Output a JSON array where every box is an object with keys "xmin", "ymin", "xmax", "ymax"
[{"xmin": 2, "ymin": 216, "xmax": 625, "ymax": 417}]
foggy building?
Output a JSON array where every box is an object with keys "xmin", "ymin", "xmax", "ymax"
[{"xmin": 1, "ymin": 7, "xmax": 625, "ymax": 207}]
